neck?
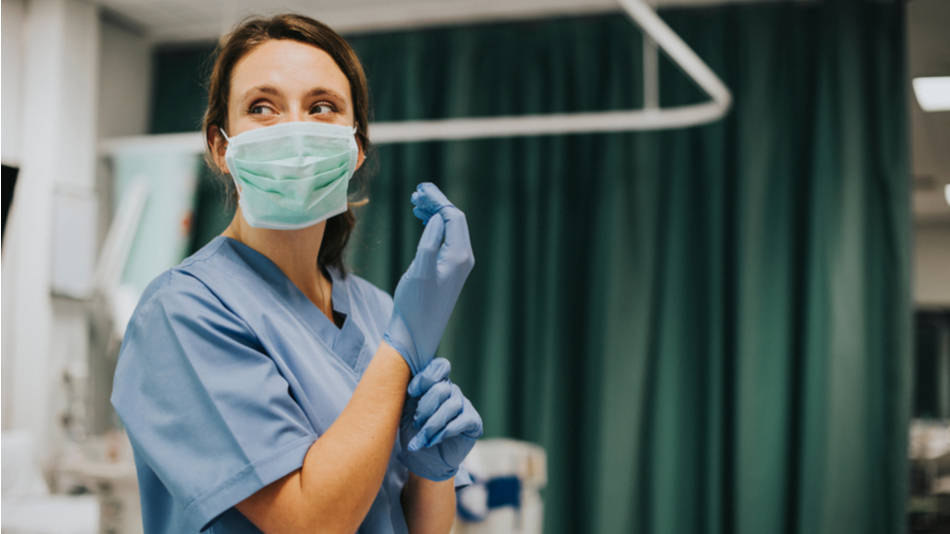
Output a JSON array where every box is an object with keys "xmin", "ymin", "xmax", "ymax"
[{"xmin": 222, "ymin": 208, "xmax": 332, "ymax": 316}]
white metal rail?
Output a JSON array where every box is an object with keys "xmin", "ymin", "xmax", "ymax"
[{"xmin": 100, "ymin": 0, "xmax": 732, "ymax": 154}]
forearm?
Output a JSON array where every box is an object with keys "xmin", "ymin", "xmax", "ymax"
[
  {"xmin": 237, "ymin": 342, "xmax": 410, "ymax": 533},
  {"xmin": 300, "ymin": 342, "xmax": 410, "ymax": 525},
  {"xmin": 402, "ymin": 473, "xmax": 456, "ymax": 534}
]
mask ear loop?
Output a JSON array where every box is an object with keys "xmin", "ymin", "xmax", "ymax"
[{"xmin": 217, "ymin": 128, "xmax": 240, "ymax": 194}]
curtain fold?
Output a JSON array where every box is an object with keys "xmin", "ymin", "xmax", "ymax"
[{"xmin": 177, "ymin": 2, "xmax": 910, "ymax": 532}]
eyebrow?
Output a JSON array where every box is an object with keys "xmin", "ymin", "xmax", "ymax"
[{"xmin": 242, "ymin": 85, "xmax": 347, "ymax": 104}]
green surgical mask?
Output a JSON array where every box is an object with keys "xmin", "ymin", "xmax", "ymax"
[{"xmin": 222, "ymin": 121, "xmax": 359, "ymax": 230}]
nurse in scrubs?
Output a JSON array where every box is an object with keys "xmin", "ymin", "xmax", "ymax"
[{"xmin": 111, "ymin": 13, "xmax": 482, "ymax": 534}]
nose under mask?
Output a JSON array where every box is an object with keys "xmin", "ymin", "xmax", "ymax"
[{"xmin": 222, "ymin": 121, "xmax": 359, "ymax": 230}]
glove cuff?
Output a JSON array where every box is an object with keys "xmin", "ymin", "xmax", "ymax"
[
  {"xmin": 383, "ymin": 320, "xmax": 421, "ymax": 375},
  {"xmin": 400, "ymin": 451, "xmax": 459, "ymax": 482}
]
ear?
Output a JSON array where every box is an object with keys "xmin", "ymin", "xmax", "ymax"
[{"xmin": 208, "ymin": 125, "xmax": 229, "ymax": 175}]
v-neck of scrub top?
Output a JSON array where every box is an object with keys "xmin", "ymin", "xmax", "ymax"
[{"xmin": 217, "ymin": 236, "xmax": 367, "ymax": 373}]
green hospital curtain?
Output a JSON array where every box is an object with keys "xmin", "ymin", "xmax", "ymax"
[{"xmin": 169, "ymin": 2, "xmax": 911, "ymax": 533}]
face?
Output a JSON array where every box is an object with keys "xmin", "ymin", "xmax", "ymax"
[{"xmin": 211, "ymin": 39, "xmax": 365, "ymax": 174}]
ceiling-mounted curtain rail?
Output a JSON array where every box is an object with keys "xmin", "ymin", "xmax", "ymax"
[{"xmin": 100, "ymin": 0, "xmax": 732, "ymax": 155}]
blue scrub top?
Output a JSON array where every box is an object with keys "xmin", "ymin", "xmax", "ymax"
[{"xmin": 111, "ymin": 236, "xmax": 412, "ymax": 533}]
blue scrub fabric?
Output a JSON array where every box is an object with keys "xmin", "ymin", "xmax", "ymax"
[{"xmin": 112, "ymin": 236, "xmax": 414, "ymax": 533}]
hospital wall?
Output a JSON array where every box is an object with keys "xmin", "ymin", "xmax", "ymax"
[
  {"xmin": 915, "ymin": 223, "xmax": 950, "ymax": 308},
  {"xmin": 1, "ymin": 0, "xmax": 98, "ymax": 466},
  {"xmin": 0, "ymin": 0, "xmax": 151, "ymax": 455}
]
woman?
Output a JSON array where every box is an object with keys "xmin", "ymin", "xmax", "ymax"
[{"xmin": 111, "ymin": 14, "xmax": 482, "ymax": 534}]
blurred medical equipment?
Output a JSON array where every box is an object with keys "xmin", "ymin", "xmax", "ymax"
[
  {"xmin": 452, "ymin": 439, "xmax": 547, "ymax": 534},
  {"xmin": 98, "ymin": 0, "xmax": 732, "ymax": 157},
  {"xmin": 1, "ymin": 430, "xmax": 100, "ymax": 534},
  {"xmin": 91, "ymin": 180, "xmax": 147, "ymax": 337},
  {"xmin": 26, "ymin": 149, "xmax": 199, "ymax": 534},
  {"xmin": 108, "ymin": 152, "xmax": 199, "ymax": 299},
  {"xmin": 908, "ymin": 420, "xmax": 950, "ymax": 532},
  {"xmin": 2, "ymin": 164, "xmax": 19, "ymax": 236},
  {"xmin": 54, "ymin": 430, "xmax": 142, "ymax": 534}
]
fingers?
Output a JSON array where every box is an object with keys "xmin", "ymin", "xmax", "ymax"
[
  {"xmin": 409, "ymin": 384, "xmax": 464, "ymax": 451},
  {"xmin": 445, "ymin": 398, "xmax": 483, "ymax": 439},
  {"xmin": 411, "ymin": 182, "xmax": 454, "ymax": 223},
  {"xmin": 414, "ymin": 213, "xmax": 444, "ymax": 266},
  {"xmin": 409, "ymin": 182, "xmax": 472, "ymax": 270},
  {"xmin": 438, "ymin": 206, "xmax": 473, "ymax": 267},
  {"xmin": 407, "ymin": 358, "xmax": 451, "ymax": 398},
  {"xmin": 412, "ymin": 400, "xmax": 482, "ymax": 450},
  {"xmin": 414, "ymin": 381, "xmax": 453, "ymax": 425},
  {"xmin": 412, "ymin": 205, "xmax": 429, "ymax": 223}
]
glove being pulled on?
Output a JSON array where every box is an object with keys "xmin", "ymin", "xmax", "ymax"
[{"xmin": 383, "ymin": 183, "xmax": 474, "ymax": 375}]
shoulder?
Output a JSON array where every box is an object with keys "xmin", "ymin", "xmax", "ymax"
[
  {"xmin": 173, "ymin": 235, "xmax": 244, "ymax": 281},
  {"xmin": 133, "ymin": 268, "xmax": 226, "ymax": 322},
  {"xmin": 132, "ymin": 236, "xmax": 255, "ymax": 320},
  {"xmin": 124, "ymin": 266, "xmax": 254, "ymax": 356},
  {"xmin": 114, "ymin": 268, "xmax": 259, "ymax": 404}
]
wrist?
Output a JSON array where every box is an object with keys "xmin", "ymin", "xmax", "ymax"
[
  {"xmin": 402, "ymin": 472, "xmax": 456, "ymax": 534},
  {"xmin": 377, "ymin": 341, "xmax": 411, "ymax": 377},
  {"xmin": 382, "ymin": 322, "xmax": 420, "ymax": 374},
  {"xmin": 406, "ymin": 472, "xmax": 456, "ymax": 494},
  {"xmin": 401, "ymin": 452, "xmax": 459, "ymax": 482}
]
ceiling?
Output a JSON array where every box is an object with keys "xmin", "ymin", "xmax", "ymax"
[
  {"xmin": 96, "ymin": 0, "xmax": 950, "ymax": 223},
  {"xmin": 97, "ymin": 0, "xmax": 760, "ymax": 41}
]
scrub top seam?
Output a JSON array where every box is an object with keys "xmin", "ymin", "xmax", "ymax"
[
  {"xmin": 183, "ymin": 432, "xmax": 318, "ymax": 528},
  {"xmin": 169, "ymin": 269, "xmax": 261, "ymax": 348},
  {"xmin": 176, "ymin": 236, "xmax": 228, "ymax": 270}
]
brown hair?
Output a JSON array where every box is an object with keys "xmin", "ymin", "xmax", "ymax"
[{"xmin": 202, "ymin": 13, "xmax": 372, "ymax": 275}]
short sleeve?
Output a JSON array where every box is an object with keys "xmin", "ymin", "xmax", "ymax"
[
  {"xmin": 111, "ymin": 271, "xmax": 317, "ymax": 532},
  {"xmin": 455, "ymin": 467, "xmax": 473, "ymax": 489}
]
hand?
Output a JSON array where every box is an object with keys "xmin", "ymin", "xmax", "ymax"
[
  {"xmin": 399, "ymin": 358, "xmax": 483, "ymax": 481},
  {"xmin": 384, "ymin": 183, "xmax": 474, "ymax": 375}
]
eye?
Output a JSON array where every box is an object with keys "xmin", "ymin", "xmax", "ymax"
[
  {"xmin": 310, "ymin": 101, "xmax": 337, "ymax": 115},
  {"xmin": 248, "ymin": 101, "xmax": 276, "ymax": 116}
]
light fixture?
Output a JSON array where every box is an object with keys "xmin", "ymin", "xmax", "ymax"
[
  {"xmin": 945, "ymin": 184, "xmax": 950, "ymax": 207},
  {"xmin": 913, "ymin": 77, "xmax": 950, "ymax": 112}
]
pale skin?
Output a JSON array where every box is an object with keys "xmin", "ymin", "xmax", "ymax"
[{"xmin": 208, "ymin": 39, "xmax": 455, "ymax": 533}]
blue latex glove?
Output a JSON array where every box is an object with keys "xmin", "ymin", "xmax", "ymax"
[
  {"xmin": 399, "ymin": 357, "xmax": 483, "ymax": 481},
  {"xmin": 384, "ymin": 183, "xmax": 474, "ymax": 375}
]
